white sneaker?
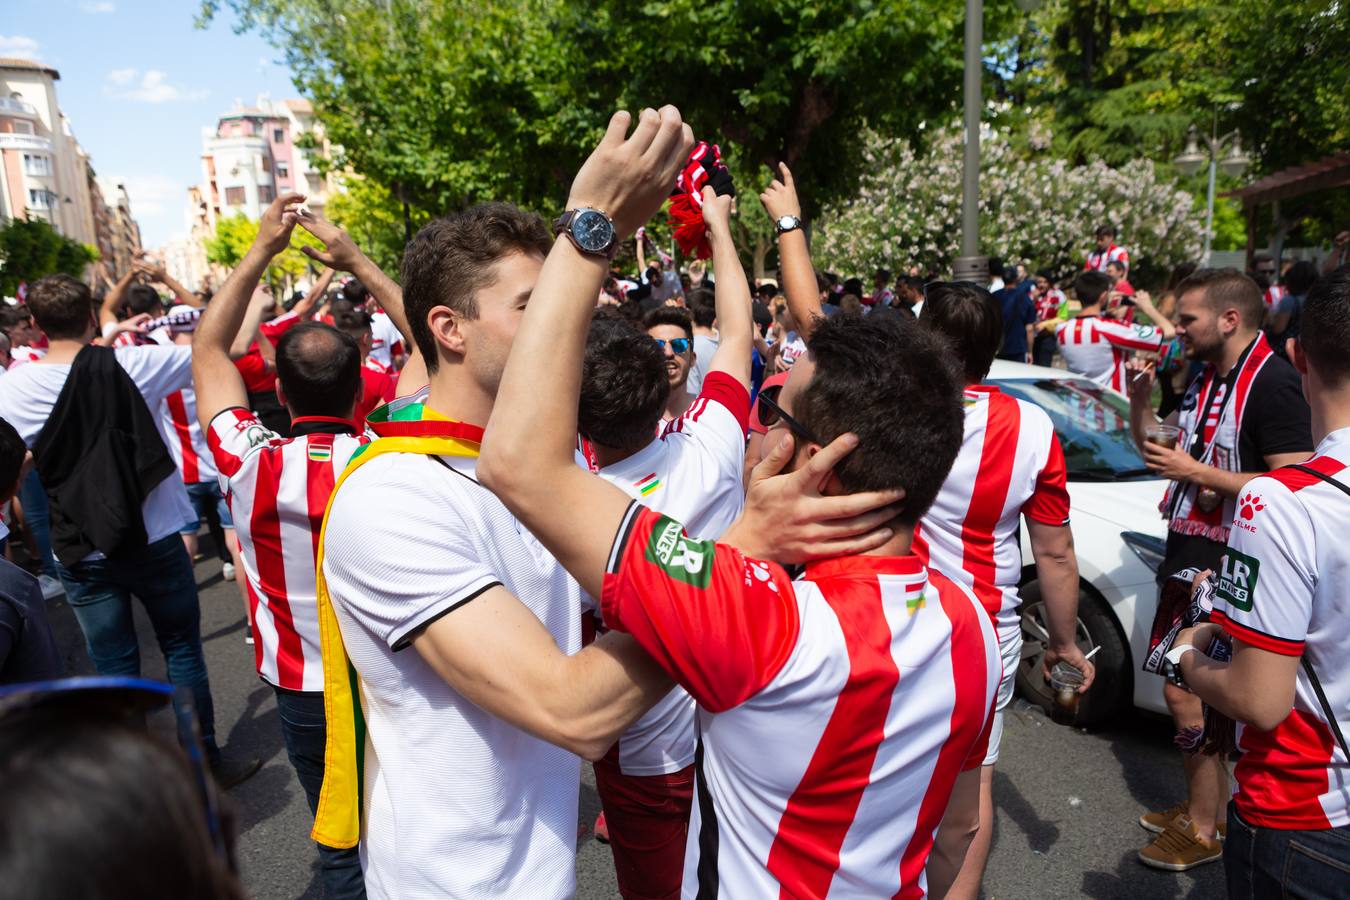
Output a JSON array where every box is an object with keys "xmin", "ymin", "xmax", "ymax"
[
  {"xmin": 38, "ymin": 574, "xmax": 65, "ymax": 601},
  {"xmin": 222, "ymin": 562, "xmax": 236, "ymax": 581}
]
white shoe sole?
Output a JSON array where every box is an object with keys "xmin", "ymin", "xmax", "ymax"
[{"xmin": 1137, "ymin": 849, "xmax": 1222, "ymax": 871}]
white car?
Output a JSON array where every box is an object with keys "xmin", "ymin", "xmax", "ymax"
[{"xmin": 985, "ymin": 360, "xmax": 1170, "ymax": 723}]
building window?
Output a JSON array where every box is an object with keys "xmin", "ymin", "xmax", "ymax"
[
  {"xmin": 259, "ymin": 185, "xmax": 275, "ymax": 204},
  {"xmin": 23, "ymin": 154, "xmax": 51, "ymax": 176},
  {"xmin": 276, "ymin": 161, "xmax": 289, "ymax": 179},
  {"xmin": 28, "ymin": 189, "xmax": 49, "ymax": 209},
  {"xmin": 224, "ymin": 186, "xmax": 246, "ymax": 206},
  {"xmin": 12, "ymin": 120, "xmax": 34, "ymax": 135},
  {"xmin": 273, "ymin": 128, "xmax": 284, "ymax": 143}
]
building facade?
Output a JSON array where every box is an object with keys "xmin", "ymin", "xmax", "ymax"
[{"xmin": 1, "ymin": 57, "xmax": 140, "ymax": 280}]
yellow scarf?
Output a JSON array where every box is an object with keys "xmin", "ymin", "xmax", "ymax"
[{"xmin": 311, "ymin": 400, "xmax": 483, "ymax": 848}]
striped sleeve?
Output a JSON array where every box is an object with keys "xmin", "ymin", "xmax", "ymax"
[
  {"xmin": 1023, "ymin": 432, "xmax": 1071, "ymax": 526},
  {"xmin": 1210, "ymin": 475, "xmax": 1312, "ymax": 656},
  {"xmin": 207, "ymin": 407, "xmax": 281, "ymax": 480},
  {"xmin": 600, "ymin": 504, "xmax": 800, "ymax": 712},
  {"xmin": 1096, "ymin": 320, "xmax": 1164, "ymax": 352}
]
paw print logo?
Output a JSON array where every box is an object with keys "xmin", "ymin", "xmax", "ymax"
[{"xmin": 1239, "ymin": 493, "xmax": 1265, "ymax": 520}]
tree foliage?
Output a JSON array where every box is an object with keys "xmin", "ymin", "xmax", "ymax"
[
  {"xmin": 814, "ymin": 125, "xmax": 1203, "ymax": 286},
  {"xmin": 0, "ymin": 217, "xmax": 99, "ymax": 298},
  {"xmin": 204, "ymin": 212, "xmax": 323, "ymax": 288},
  {"xmin": 200, "ymin": 0, "xmax": 1022, "ymax": 225}
]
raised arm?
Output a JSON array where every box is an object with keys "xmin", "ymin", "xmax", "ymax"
[
  {"xmin": 287, "ymin": 265, "xmax": 334, "ymax": 321},
  {"xmin": 699, "ymin": 186, "xmax": 753, "ymax": 390},
  {"xmin": 296, "ymin": 210, "xmax": 413, "ymax": 348},
  {"xmin": 479, "ymin": 107, "xmax": 693, "ymax": 597},
  {"xmin": 137, "ymin": 259, "xmax": 200, "ymax": 308},
  {"xmin": 760, "ymin": 163, "xmax": 823, "ymax": 339},
  {"xmin": 193, "ymin": 193, "xmax": 305, "ymax": 431},
  {"xmin": 98, "ymin": 267, "xmax": 139, "ymax": 332}
]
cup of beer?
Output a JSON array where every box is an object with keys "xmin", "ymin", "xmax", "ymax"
[
  {"xmin": 1146, "ymin": 424, "xmax": 1182, "ymax": 451},
  {"xmin": 1049, "ymin": 661, "xmax": 1086, "ymax": 725}
]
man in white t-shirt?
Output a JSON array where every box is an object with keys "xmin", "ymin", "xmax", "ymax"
[
  {"xmin": 0, "ymin": 275, "xmax": 256, "ymax": 787},
  {"xmin": 577, "ymin": 186, "xmax": 752, "ymax": 898},
  {"xmin": 1178, "ymin": 266, "xmax": 1350, "ymax": 891}
]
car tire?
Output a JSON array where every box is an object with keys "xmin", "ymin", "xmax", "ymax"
[{"xmin": 1015, "ymin": 580, "xmax": 1132, "ymax": 727}]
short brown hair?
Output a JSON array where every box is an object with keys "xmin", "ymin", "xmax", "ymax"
[
  {"xmin": 1175, "ymin": 268, "xmax": 1265, "ymax": 328},
  {"xmin": 26, "ymin": 275, "xmax": 94, "ymax": 340},
  {"xmin": 400, "ymin": 203, "xmax": 551, "ymax": 372},
  {"xmin": 921, "ymin": 281, "xmax": 1003, "ymax": 383}
]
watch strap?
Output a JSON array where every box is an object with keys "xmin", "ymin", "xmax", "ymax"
[{"xmin": 553, "ymin": 209, "xmax": 618, "ymax": 261}]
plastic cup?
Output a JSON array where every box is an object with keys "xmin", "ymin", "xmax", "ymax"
[
  {"xmin": 1049, "ymin": 661, "xmax": 1086, "ymax": 725},
  {"xmin": 1146, "ymin": 424, "xmax": 1182, "ymax": 451}
]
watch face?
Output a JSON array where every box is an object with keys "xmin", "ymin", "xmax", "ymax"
[
  {"xmin": 573, "ymin": 209, "xmax": 614, "ymax": 253},
  {"xmin": 777, "ymin": 215, "xmax": 797, "ymax": 230}
]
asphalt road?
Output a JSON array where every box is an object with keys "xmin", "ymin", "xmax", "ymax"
[{"xmin": 48, "ymin": 552, "xmax": 1225, "ymax": 900}]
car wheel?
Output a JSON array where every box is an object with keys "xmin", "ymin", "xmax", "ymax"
[{"xmin": 1015, "ymin": 580, "xmax": 1132, "ymax": 727}]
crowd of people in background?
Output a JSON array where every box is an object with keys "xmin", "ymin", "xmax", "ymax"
[{"xmin": 0, "ymin": 102, "xmax": 1347, "ymax": 900}]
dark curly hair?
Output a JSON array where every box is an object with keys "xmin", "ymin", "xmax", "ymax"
[
  {"xmin": 794, "ymin": 314, "xmax": 964, "ymax": 526},
  {"xmin": 578, "ymin": 318, "xmax": 669, "ymax": 451}
]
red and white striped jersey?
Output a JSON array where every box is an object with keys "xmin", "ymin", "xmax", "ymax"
[
  {"xmin": 1055, "ymin": 315, "xmax": 1165, "ymax": 392},
  {"xmin": 1210, "ymin": 428, "xmax": 1350, "ymax": 830},
  {"xmin": 915, "ymin": 387, "xmax": 1071, "ymax": 638},
  {"xmin": 597, "ymin": 371, "xmax": 749, "ymax": 776},
  {"xmin": 602, "ymin": 505, "xmax": 999, "ymax": 898},
  {"xmin": 159, "ymin": 388, "xmax": 217, "ymax": 485},
  {"xmin": 1262, "ymin": 284, "xmax": 1288, "ymax": 311},
  {"xmin": 208, "ymin": 408, "xmax": 367, "ymax": 692},
  {"xmin": 1034, "ymin": 288, "xmax": 1067, "ymax": 323},
  {"xmin": 369, "ymin": 311, "xmax": 404, "ymax": 371},
  {"xmin": 1085, "ymin": 243, "xmax": 1129, "ymax": 272}
]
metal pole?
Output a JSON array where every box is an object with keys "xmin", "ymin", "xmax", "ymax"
[
  {"xmin": 954, "ymin": 0, "xmax": 988, "ymax": 283},
  {"xmin": 1202, "ymin": 156, "xmax": 1216, "ymax": 266}
]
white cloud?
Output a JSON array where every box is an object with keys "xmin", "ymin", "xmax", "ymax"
[
  {"xmin": 0, "ymin": 35, "xmax": 42, "ymax": 60},
  {"xmin": 115, "ymin": 173, "xmax": 183, "ymax": 219},
  {"xmin": 103, "ymin": 68, "xmax": 208, "ymax": 103},
  {"xmin": 79, "ymin": 1, "xmax": 116, "ymax": 13}
]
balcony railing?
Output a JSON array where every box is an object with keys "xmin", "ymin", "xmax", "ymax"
[
  {"xmin": 0, "ymin": 133, "xmax": 53, "ymax": 152},
  {"xmin": 0, "ymin": 96, "xmax": 39, "ymax": 117}
]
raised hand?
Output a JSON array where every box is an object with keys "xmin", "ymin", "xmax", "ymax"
[
  {"xmin": 566, "ymin": 107, "xmax": 694, "ymax": 238},
  {"xmin": 254, "ymin": 192, "xmax": 306, "ymax": 257},
  {"xmin": 700, "ymin": 185, "xmax": 733, "ymax": 244},
  {"xmin": 295, "ymin": 209, "xmax": 363, "ymax": 271},
  {"xmin": 759, "ymin": 162, "xmax": 801, "ymax": 221}
]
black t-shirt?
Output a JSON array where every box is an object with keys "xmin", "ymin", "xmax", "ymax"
[{"xmin": 1160, "ymin": 349, "xmax": 1312, "ymax": 581}]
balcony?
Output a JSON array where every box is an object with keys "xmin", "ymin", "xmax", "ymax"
[
  {"xmin": 0, "ymin": 96, "xmax": 39, "ymax": 118},
  {"xmin": 0, "ymin": 133, "xmax": 53, "ymax": 152}
]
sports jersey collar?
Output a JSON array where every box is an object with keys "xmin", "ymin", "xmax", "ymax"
[
  {"xmin": 596, "ymin": 435, "xmax": 664, "ymax": 483},
  {"xmin": 291, "ymin": 416, "xmax": 359, "ymax": 437},
  {"xmin": 804, "ymin": 554, "xmax": 925, "ymax": 581},
  {"xmin": 967, "ymin": 385, "xmax": 1001, "ymax": 395}
]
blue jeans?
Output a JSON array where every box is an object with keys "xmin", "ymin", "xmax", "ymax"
[
  {"xmin": 1225, "ymin": 802, "xmax": 1350, "ymax": 899},
  {"xmin": 18, "ymin": 470, "xmax": 57, "ymax": 578},
  {"xmin": 273, "ymin": 688, "xmax": 366, "ymax": 900},
  {"xmin": 57, "ymin": 534, "xmax": 218, "ymax": 757}
]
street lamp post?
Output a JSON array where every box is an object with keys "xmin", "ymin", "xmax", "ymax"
[
  {"xmin": 953, "ymin": 0, "xmax": 986, "ymax": 284},
  {"xmin": 1173, "ymin": 116, "xmax": 1251, "ymax": 265}
]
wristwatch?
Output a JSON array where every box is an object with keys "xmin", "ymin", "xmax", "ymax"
[
  {"xmin": 1163, "ymin": 643, "xmax": 1196, "ymax": 688},
  {"xmin": 775, "ymin": 215, "xmax": 802, "ymax": 235},
  {"xmin": 553, "ymin": 208, "xmax": 618, "ymax": 259}
]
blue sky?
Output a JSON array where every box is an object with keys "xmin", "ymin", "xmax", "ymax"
[{"xmin": 3, "ymin": 0, "xmax": 298, "ymax": 248}]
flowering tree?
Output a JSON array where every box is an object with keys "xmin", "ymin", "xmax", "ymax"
[{"xmin": 813, "ymin": 126, "xmax": 1204, "ymax": 284}]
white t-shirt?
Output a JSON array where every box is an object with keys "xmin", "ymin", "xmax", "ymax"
[
  {"xmin": 322, "ymin": 447, "xmax": 583, "ymax": 899},
  {"xmin": 0, "ymin": 345, "xmax": 195, "ymax": 555},
  {"xmin": 685, "ymin": 333, "xmax": 719, "ymax": 396},
  {"xmin": 596, "ymin": 371, "xmax": 749, "ymax": 775},
  {"xmin": 368, "ymin": 311, "xmax": 403, "ymax": 371},
  {"xmin": 1210, "ymin": 428, "xmax": 1350, "ymax": 830}
]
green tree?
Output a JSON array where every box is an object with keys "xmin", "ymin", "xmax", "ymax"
[
  {"xmin": 201, "ymin": 0, "xmax": 1022, "ymax": 226},
  {"xmin": 323, "ymin": 176, "xmax": 431, "ymax": 276},
  {"xmin": 0, "ymin": 217, "xmax": 99, "ymax": 297},
  {"xmin": 205, "ymin": 212, "xmax": 323, "ymax": 289}
]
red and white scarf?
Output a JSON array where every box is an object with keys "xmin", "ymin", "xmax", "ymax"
[{"xmin": 1161, "ymin": 333, "xmax": 1274, "ymax": 542}]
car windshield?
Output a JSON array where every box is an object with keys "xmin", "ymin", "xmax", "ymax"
[{"xmin": 991, "ymin": 378, "xmax": 1154, "ymax": 481}]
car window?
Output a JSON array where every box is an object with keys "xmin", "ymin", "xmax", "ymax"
[{"xmin": 993, "ymin": 378, "xmax": 1153, "ymax": 481}]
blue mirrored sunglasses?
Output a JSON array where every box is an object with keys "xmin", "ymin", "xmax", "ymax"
[{"xmin": 652, "ymin": 337, "xmax": 692, "ymax": 354}]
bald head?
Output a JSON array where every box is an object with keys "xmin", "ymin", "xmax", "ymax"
[{"xmin": 275, "ymin": 322, "xmax": 362, "ymax": 419}]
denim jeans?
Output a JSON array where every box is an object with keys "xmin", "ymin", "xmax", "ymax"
[
  {"xmin": 273, "ymin": 688, "xmax": 366, "ymax": 900},
  {"xmin": 56, "ymin": 534, "xmax": 218, "ymax": 757},
  {"xmin": 1225, "ymin": 802, "xmax": 1350, "ymax": 899},
  {"xmin": 18, "ymin": 470, "xmax": 57, "ymax": 578}
]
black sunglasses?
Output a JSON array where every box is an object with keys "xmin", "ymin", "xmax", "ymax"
[
  {"xmin": 756, "ymin": 389, "xmax": 824, "ymax": 446},
  {"xmin": 652, "ymin": 337, "xmax": 692, "ymax": 354}
]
